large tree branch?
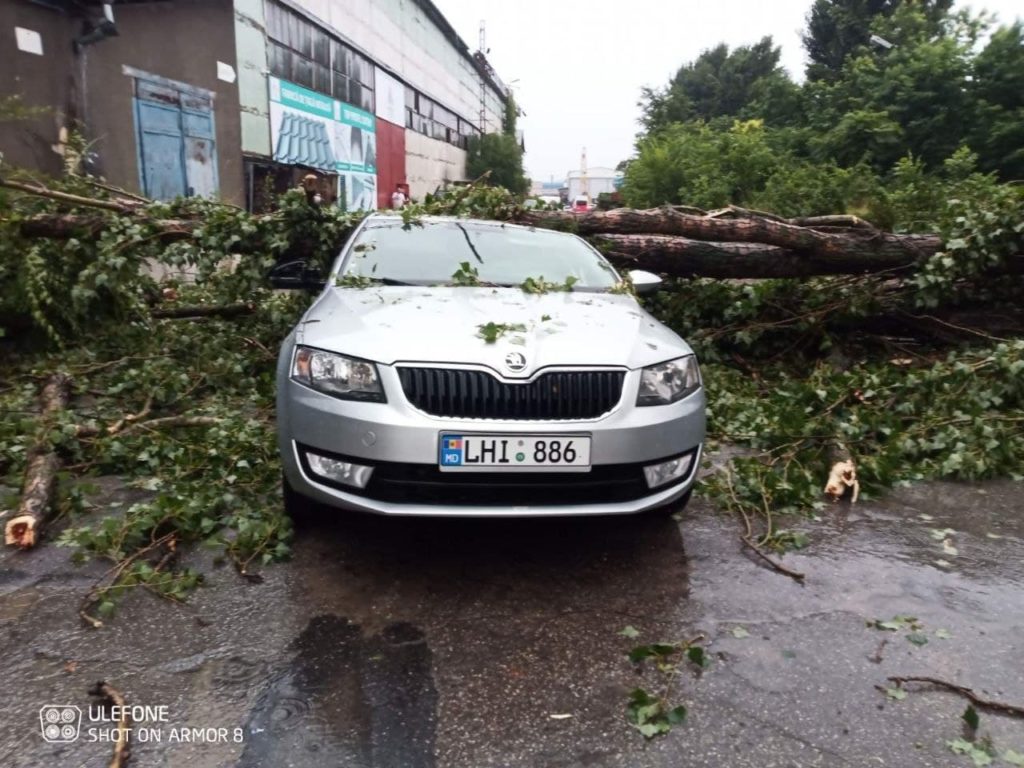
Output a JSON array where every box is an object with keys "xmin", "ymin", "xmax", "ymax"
[
  {"xmin": 594, "ymin": 233, "xmax": 923, "ymax": 278},
  {"xmin": 523, "ymin": 206, "xmax": 943, "ymax": 265}
]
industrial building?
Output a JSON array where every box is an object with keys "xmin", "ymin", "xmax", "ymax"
[
  {"xmin": 566, "ymin": 166, "xmax": 622, "ymax": 205},
  {"xmin": 0, "ymin": 0, "xmax": 515, "ymax": 210}
]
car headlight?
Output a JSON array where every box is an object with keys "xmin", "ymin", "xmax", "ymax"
[
  {"xmin": 291, "ymin": 346, "xmax": 385, "ymax": 402},
  {"xmin": 637, "ymin": 355, "xmax": 701, "ymax": 406}
]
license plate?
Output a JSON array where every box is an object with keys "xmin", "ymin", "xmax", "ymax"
[{"xmin": 439, "ymin": 434, "xmax": 591, "ymax": 470}]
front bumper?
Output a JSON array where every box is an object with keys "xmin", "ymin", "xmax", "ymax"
[{"xmin": 278, "ymin": 362, "xmax": 706, "ymax": 517}]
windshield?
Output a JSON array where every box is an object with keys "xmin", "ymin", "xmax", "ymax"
[{"xmin": 340, "ymin": 220, "xmax": 620, "ymax": 289}]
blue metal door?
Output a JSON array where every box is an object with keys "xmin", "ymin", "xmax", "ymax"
[{"xmin": 133, "ymin": 76, "xmax": 219, "ymax": 200}]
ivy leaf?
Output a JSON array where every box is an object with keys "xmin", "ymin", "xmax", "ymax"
[
  {"xmin": 686, "ymin": 646, "xmax": 710, "ymax": 669},
  {"xmin": 666, "ymin": 705, "xmax": 687, "ymax": 725},
  {"xmin": 1003, "ymin": 749, "xmax": 1024, "ymax": 766}
]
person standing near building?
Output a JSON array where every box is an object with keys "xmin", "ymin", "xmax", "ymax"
[{"xmin": 391, "ymin": 184, "xmax": 407, "ymax": 209}]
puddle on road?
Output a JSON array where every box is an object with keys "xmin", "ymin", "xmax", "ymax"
[{"xmin": 239, "ymin": 614, "xmax": 437, "ymax": 768}]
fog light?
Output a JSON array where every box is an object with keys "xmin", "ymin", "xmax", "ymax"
[
  {"xmin": 306, "ymin": 451, "xmax": 373, "ymax": 488},
  {"xmin": 643, "ymin": 453, "xmax": 694, "ymax": 489}
]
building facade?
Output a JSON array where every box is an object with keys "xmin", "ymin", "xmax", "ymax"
[
  {"xmin": 1, "ymin": 0, "xmax": 245, "ymax": 204},
  {"xmin": 1, "ymin": 0, "xmax": 513, "ymax": 210},
  {"xmin": 566, "ymin": 167, "xmax": 622, "ymax": 203}
]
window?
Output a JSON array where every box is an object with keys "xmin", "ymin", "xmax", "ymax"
[
  {"xmin": 265, "ymin": 0, "xmax": 373, "ymax": 111},
  {"xmin": 403, "ymin": 86, "xmax": 480, "ymax": 149}
]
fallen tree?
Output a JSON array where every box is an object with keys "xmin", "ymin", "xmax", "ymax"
[{"xmin": 522, "ymin": 205, "xmax": 945, "ymax": 267}]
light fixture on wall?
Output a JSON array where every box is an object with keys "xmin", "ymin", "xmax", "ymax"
[{"xmin": 74, "ymin": 3, "xmax": 118, "ymax": 52}]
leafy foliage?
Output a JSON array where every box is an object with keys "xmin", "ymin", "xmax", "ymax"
[
  {"xmin": 476, "ymin": 321, "xmax": 526, "ymax": 344},
  {"xmin": 625, "ymin": 688, "xmax": 687, "ymax": 739},
  {"xmin": 466, "ymin": 133, "xmax": 529, "ymax": 196},
  {"xmin": 626, "ymin": 2, "xmax": 1024, "ymax": 218}
]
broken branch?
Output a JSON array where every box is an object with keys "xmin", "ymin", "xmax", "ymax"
[
  {"xmin": 150, "ymin": 303, "xmax": 255, "ymax": 319},
  {"xmin": 88, "ymin": 681, "xmax": 131, "ymax": 768},
  {"xmin": 5, "ymin": 373, "xmax": 71, "ymax": 549},
  {"xmin": 887, "ymin": 676, "xmax": 1024, "ymax": 719}
]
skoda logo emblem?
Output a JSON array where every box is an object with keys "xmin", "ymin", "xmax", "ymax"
[{"xmin": 504, "ymin": 351, "xmax": 527, "ymax": 372}]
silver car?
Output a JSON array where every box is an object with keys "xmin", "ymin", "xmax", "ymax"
[{"xmin": 274, "ymin": 214, "xmax": 705, "ymax": 518}]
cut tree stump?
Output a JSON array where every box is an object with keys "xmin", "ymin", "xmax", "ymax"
[{"xmin": 5, "ymin": 373, "xmax": 71, "ymax": 549}]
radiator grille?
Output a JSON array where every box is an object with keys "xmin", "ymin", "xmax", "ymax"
[{"xmin": 397, "ymin": 367, "xmax": 625, "ymax": 420}]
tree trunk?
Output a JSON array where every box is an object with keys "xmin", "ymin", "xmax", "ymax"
[
  {"xmin": 522, "ymin": 206, "xmax": 944, "ymax": 266},
  {"xmin": 5, "ymin": 373, "xmax": 71, "ymax": 549},
  {"xmin": 594, "ymin": 234, "xmax": 923, "ymax": 278}
]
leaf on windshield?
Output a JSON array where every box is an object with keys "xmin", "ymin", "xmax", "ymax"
[{"xmin": 452, "ymin": 262, "xmax": 481, "ymax": 286}]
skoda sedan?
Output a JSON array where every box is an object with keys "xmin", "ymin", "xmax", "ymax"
[{"xmin": 274, "ymin": 214, "xmax": 705, "ymax": 517}]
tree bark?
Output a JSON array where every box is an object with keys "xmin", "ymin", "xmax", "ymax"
[
  {"xmin": 5, "ymin": 373, "xmax": 71, "ymax": 549},
  {"xmin": 522, "ymin": 206, "xmax": 944, "ymax": 266},
  {"xmin": 150, "ymin": 303, "xmax": 254, "ymax": 319},
  {"xmin": 594, "ymin": 233, "xmax": 931, "ymax": 278}
]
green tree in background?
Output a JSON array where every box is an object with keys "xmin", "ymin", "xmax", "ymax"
[
  {"xmin": 467, "ymin": 93, "xmax": 528, "ymax": 195},
  {"xmin": 971, "ymin": 21, "xmax": 1024, "ymax": 179},
  {"xmin": 802, "ymin": 0, "xmax": 953, "ymax": 81},
  {"xmin": 639, "ymin": 37, "xmax": 793, "ymax": 132},
  {"xmin": 623, "ymin": 0, "xmax": 1023, "ymax": 224},
  {"xmin": 807, "ymin": 5, "xmax": 977, "ymax": 170}
]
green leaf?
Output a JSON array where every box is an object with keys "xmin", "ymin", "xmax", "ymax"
[
  {"xmin": 686, "ymin": 645, "xmax": 710, "ymax": 669},
  {"xmin": 1002, "ymin": 749, "xmax": 1024, "ymax": 766},
  {"xmin": 619, "ymin": 625, "xmax": 640, "ymax": 639},
  {"xmin": 731, "ymin": 627, "xmax": 750, "ymax": 639},
  {"xmin": 907, "ymin": 632, "xmax": 929, "ymax": 646},
  {"xmin": 950, "ymin": 738, "xmax": 975, "ymax": 754},
  {"xmin": 962, "ymin": 704, "xmax": 979, "ymax": 731},
  {"xmin": 666, "ymin": 705, "xmax": 687, "ymax": 725},
  {"xmin": 935, "ymin": 628, "xmax": 952, "ymax": 639},
  {"xmin": 886, "ymin": 687, "xmax": 907, "ymax": 700}
]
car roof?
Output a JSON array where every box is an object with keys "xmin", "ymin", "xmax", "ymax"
[{"xmin": 362, "ymin": 213, "xmax": 576, "ymax": 238}]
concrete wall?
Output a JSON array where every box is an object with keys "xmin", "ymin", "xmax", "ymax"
[
  {"xmin": 0, "ymin": 4, "xmax": 77, "ymax": 176},
  {"xmin": 0, "ymin": 0, "xmax": 244, "ymax": 204},
  {"xmin": 234, "ymin": 0, "xmax": 272, "ymax": 157},
  {"xmin": 405, "ymin": 130, "xmax": 465, "ymax": 200},
  {"xmin": 285, "ymin": 0, "xmax": 505, "ymax": 133}
]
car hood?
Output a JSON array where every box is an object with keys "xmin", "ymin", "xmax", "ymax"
[{"xmin": 296, "ymin": 286, "xmax": 693, "ymax": 375}]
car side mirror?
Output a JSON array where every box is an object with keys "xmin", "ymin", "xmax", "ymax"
[
  {"xmin": 627, "ymin": 269, "xmax": 662, "ymax": 296},
  {"xmin": 269, "ymin": 260, "xmax": 326, "ymax": 292}
]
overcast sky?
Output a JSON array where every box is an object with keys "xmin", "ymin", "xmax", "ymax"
[{"xmin": 432, "ymin": 0, "xmax": 1023, "ymax": 183}]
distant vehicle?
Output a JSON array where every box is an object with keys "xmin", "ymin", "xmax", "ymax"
[
  {"xmin": 572, "ymin": 196, "xmax": 590, "ymax": 213},
  {"xmin": 270, "ymin": 214, "xmax": 706, "ymax": 518}
]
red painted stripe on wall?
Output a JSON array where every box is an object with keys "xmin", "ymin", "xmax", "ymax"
[{"xmin": 376, "ymin": 118, "xmax": 406, "ymax": 210}]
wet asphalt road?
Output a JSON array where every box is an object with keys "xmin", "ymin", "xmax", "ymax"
[{"xmin": 0, "ymin": 479, "xmax": 1022, "ymax": 767}]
